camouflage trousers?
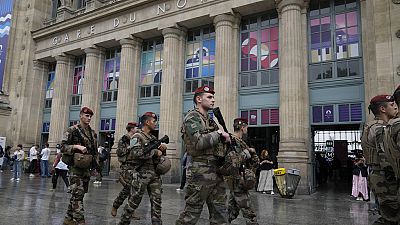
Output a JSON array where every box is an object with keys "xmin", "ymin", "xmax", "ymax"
[
  {"xmin": 369, "ymin": 170, "xmax": 400, "ymax": 223},
  {"xmin": 119, "ymin": 169, "xmax": 162, "ymax": 225},
  {"xmin": 113, "ymin": 169, "xmax": 132, "ymax": 209},
  {"xmin": 64, "ymin": 168, "xmax": 90, "ymax": 224},
  {"xmin": 227, "ymin": 177, "xmax": 258, "ymax": 225},
  {"xmin": 175, "ymin": 161, "xmax": 228, "ymax": 225}
]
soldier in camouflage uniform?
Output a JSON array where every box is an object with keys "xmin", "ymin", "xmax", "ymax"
[
  {"xmin": 176, "ymin": 86, "xmax": 231, "ymax": 225},
  {"xmin": 118, "ymin": 112, "xmax": 167, "ymax": 225},
  {"xmin": 111, "ymin": 122, "xmax": 140, "ymax": 220},
  {"xmin": 361, "ymin": 95, "xmax": 399, "ymax": 225},
  {"xmin": 61, "ymin": 106, "xmax": 98, "ymax": 225},
  {"xmin": 383, "ymin": 86, "xmax": 400, "ymax": 225},
  {"xmin": 226, "ymin": 118, "xmax": 259, "ymax": 225}
]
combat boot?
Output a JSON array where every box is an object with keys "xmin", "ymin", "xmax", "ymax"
[
  {"xmin": 63, "ymin": 217, "xmax": 75, "ymax": 225},
  {"xmin": 76, "ymin": 219, "xmax": 86, "ymax": 225},
  {"xmin": 111, "ymin": 207, "xmax": 117, "ymax": 217}
]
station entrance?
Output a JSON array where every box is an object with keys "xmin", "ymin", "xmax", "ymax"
[{"xmin": 312, "ymin": 124, "xmax": 362, "ymax": 192}]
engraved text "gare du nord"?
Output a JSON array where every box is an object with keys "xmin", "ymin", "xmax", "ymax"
[{"xmin": 52, "ymin": 0, "xmax": 207, "ymax": 46}]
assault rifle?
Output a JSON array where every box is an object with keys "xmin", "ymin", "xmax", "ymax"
[
  {"xmin": 212, "ymin": 107, "xmax": 246, "ymax": 176},
  {"xmin": 143, "ymin": 135, "xmax": 170, "ymax": 156}
]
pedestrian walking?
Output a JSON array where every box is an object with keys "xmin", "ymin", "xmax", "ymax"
[
  {"xmin": 257, "ymin": 149, "xmax": 275, "ymax": 195},
  {"xmin": 351, "ymin": 156, "xmax": 369, "ymax": 201},
  {"xmin": 1, "ymin": 146, "xmax": 11, "ymax": 172},
  {"xmin": 40, "ymin": 143, "xmax": 51, "ymax": 177},
  {"xmin": 61, "ymin": 106, "xmax": 98, "ymax": 225},
  {"xmin": 50, "ymin": 151, "xmax": 69, "ymax": 191},
  {"xmin": 176, "ymin": 151, "xmax": 191, "ymax": 191},
  {"xmin": 11, "ymin": 144, "xmax": 24, "ymax": 182},
  {"xmin": 118, "ymin": 112, "xmax": 167, "ymax": 225},
  {"xmin": 176, "ymin": 86, "xmax": 231, "ymax": 225},
  {"xmin": 28, "ymin": 145, "xmax": 39, "ymax": 177}
]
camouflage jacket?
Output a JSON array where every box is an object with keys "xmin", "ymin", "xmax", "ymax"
[
  {"xmin": 117, "ymin": 134, "xmax": 136, "ymax": 169},
  {"xmin": 130, "ymin": 129, "xmax": 159, "ymax": 170},
  {"xmin": 383, "ymin": 117, "xmax": 400, "ymax": 178},
  {"xmin": 61, "ymin": 124, "xmax": 98, "ymax": 157},
  {"xmin": 232, "ymin": 136, "xmax": 259, "ymax": 174},
  {"xmin": 181, "ymin": 108, "xmax": 224, "ymax": 161},
  {"xmin": 361, "ymin": 119, "xmax": 390, "ymax": 169}
]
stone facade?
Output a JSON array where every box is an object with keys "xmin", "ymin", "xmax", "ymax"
[{"xmin": 2, "ymin": 0, "xmax": 399, "ymax": 193}]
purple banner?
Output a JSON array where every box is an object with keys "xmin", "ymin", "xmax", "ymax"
[{"xmin": 0, "ymin": 0, "xmax": 14, "ymax": 90}]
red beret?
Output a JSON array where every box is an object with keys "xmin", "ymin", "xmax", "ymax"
[
  {"xmin": 80, "ymin": 106, "xmax": 94, "ymax": 115},
  {"xmin": 370, "ymin": 95, "xmax": 394, "ymax": 104},
  {"xmin": 143, "ymin": 112, "xmax": 157, "ymax": 120},
  {"xmin": 194, "ymin": 85, "xmax": 215, "ymax": 94},
  {"xmin": 127, "ymin": 122, "xmax": 138, "ymax": 127},
  {"xmin": 234, "ymin": 118, "xmax": 248, "ymax": 125}
]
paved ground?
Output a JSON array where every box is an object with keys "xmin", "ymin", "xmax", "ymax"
[{"xmin": 0, "ymin": 171, "xmax": 378, "ymax": 225}]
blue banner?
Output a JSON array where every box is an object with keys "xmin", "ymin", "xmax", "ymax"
[{"xmin": 0, "ymin": 0, "xmax": 14, "ymax": 90}]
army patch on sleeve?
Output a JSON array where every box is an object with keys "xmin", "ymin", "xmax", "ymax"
[{"xmin": 130, "ymin": 137, "xmax": 138, "ymax": 147}]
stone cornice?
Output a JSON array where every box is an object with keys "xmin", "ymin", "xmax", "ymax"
[{"xmin": 32, "ymin": 0, "xmax": 159, "ymax": 39}]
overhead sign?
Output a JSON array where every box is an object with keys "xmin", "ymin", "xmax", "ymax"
[{"xmin": 326, "ymin": 140, "xmax": 334, "ymax": 147}]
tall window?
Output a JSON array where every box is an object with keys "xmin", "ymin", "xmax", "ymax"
[
  {"xmin": 103, "ymin": 48, "xmax": 120, "ymax": 102},
  {"xmin": 44, "ymin": 63, "xmax": 56, "ymax": 108},
  {"xmin": 140, "ymin": 39, "xmax": 163, "ymax": 98},
  {"xmin": 240, "ymin": 11, "xmax": 279, "ymax": 88},
  {"xmin": 309, "ymin": 0, "xmax": 361, "ymax": 81},
  {"xmin": 42, "ymin": 122, "xmax": 50, "ymax": 133},
  {"xmin": 71, "ymin": 56, "xmax": 85, "ymax": 106},
  {"xmin": 185, "ymin": 26, "xmax": 215, "ymax": 93},
  {"xmin": 100, "ymin": 118, "xmax": 116, "ymax": 132}
]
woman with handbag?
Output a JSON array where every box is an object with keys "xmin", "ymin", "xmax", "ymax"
[{"xmin": 257, "ymin": 149, "xmax": 275, "ymax": 194}]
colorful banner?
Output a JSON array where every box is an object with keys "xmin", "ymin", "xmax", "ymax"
[{"xmin": 0, "ymin": 0, "xmax": 14, "ymax": 90}]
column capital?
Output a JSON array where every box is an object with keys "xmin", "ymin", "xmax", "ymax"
[
  {"xmin": 54, "ymin": 54, "xmax": 73, "ymax": 64},
  {"xmin": 119, "ymin": 36, "xmax": 143, "ymax": 47},
  {"xmin": 275, "ymin": 0, "xmax": 308, "ymax": 13},
  {"xmin": 213, "ymin": 13, "xmax": 238, "ymax": 28},
  {"xmin": 33, "ymin": 60, "xmax": 49, "ymax": 70},
  {"xmin": 84, "ymin": 46, "xmax": 105, "ymax": 56},
  {"xmin": 162, "ymin": 27, "xmax": 186, "ymax": 40}
]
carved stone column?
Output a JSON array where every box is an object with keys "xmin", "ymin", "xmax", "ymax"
[
  {"xmin": 159, "ymin": 27, "xmax": 186, "ymax": 183},
  {"xmin": 115, "ymin": 38, "xmax": 142, "ymax": 142},
  {"xmin": 25, "ymin": 60, "xmax": 49, "ymax": 145},
  {"xmin": 276, "ymin": 0, "xmax": 311, "ymax": 194},
  {"xmin": 48, "ymin": 55, "xmax": 74, "ymax": 147},
  {"xmin": 213, "ymin": 14, "xmax": 239, "ymax": 133},
  {"xmin": 81, "ymin": 47, "xmax": 105, "ymax": 133},
  {"xmin": 113, "ymin": 37, "xmax": 142, "ymax": 167}
]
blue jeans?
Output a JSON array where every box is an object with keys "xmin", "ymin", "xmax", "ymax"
[
  {"xmin": 13, "ymin": 161, "xmax": 21, "ymax": 179},
  {"xmin": 41, "ymin": 160, "xmax": 49, "ymax": 177}
]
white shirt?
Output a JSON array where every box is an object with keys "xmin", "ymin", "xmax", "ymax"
[
  {"xmin": 41, "ymin": 148, "xmax": 51, "ymax": 161},
  {"xmin": 14, "ymin": 150, "xmax": 24, "ymax": 161},
  {"xmin": 29, "ymin": 147, "xmax": 37, "ymax": 161}
]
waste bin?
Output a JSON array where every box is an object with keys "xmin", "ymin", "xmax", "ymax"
[{"xmin": 273, "ymin": 168, "xmax": 301, "ymax": 198}]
